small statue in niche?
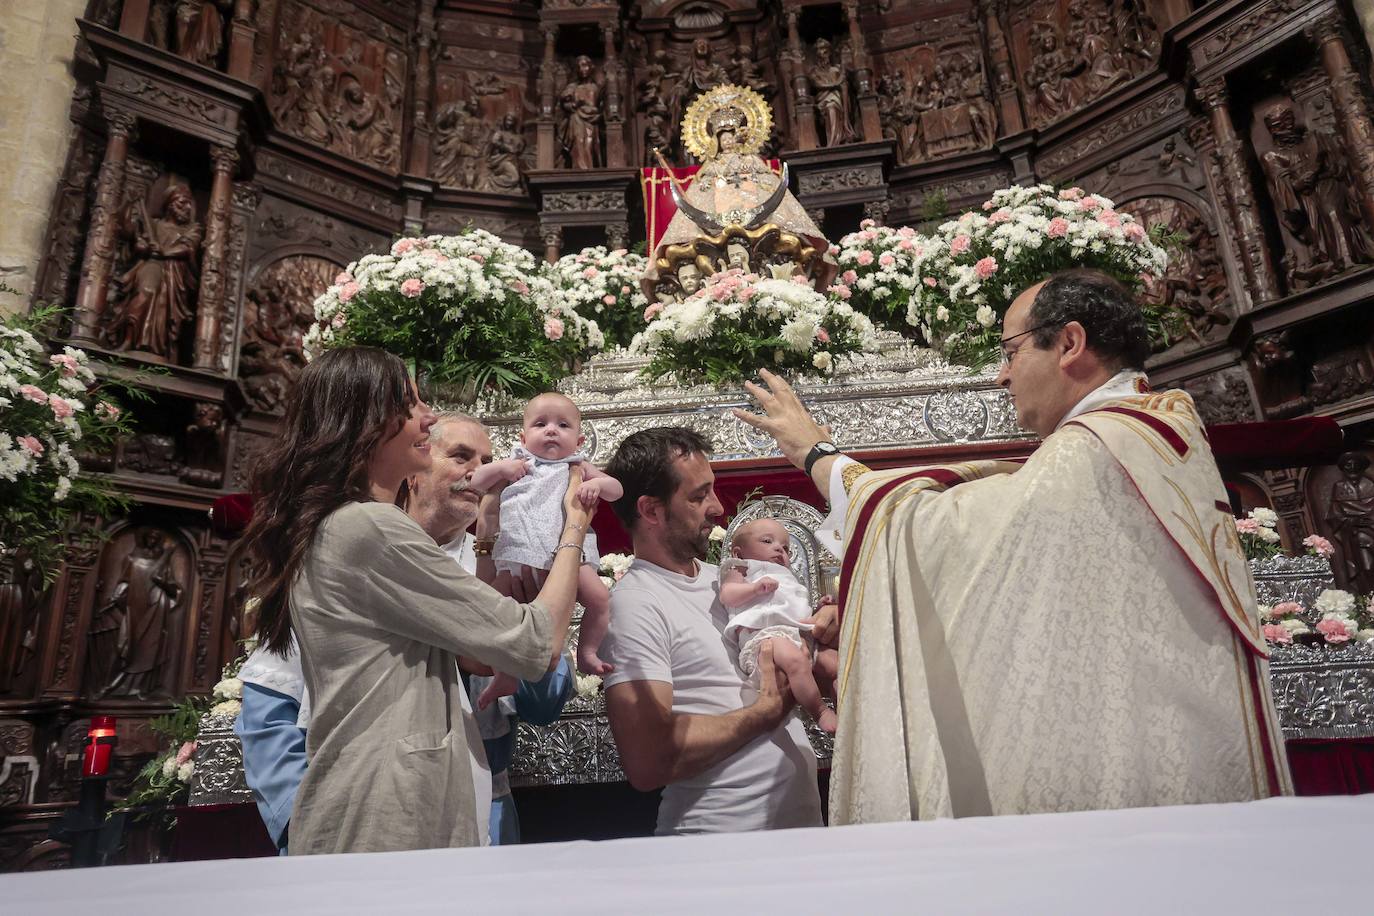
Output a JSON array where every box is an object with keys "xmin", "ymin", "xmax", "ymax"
[
  {"xmin": 120, "ymin": 433, "xmax": 182, "ymax": 475},
  {"xmin": 559, "ymin": 55, "xmax": 605, "ymax": 170},
  {"xmin": 480, "ymin": 114, "xmax": 525, "ymax": 192},
  {"xmin": 148, "ymin": 0, "xmax": 173, "ymax": 51},
  {"xmin": 173, "ymin": 0, "xmax": 231, "ymax": 68},
  {"xmin": 86, "ymin": 528, "xmax": 186, "ymax": 700},
  {"xmin": 732, "ymin": 45, "xmax": 771, "ymax": 99},
  {"xmin": 105, "ymin": 180, "xmax": 202, "ymax": 360},
  {"xmin": 1259, "ymin": 99, "xmax": 1373, "ymax": 289},
  {"xmin": 1327, "ymin": 451, "xmax": 1374, "ymax": 593},
  {"xmin": 1248, "ymin": 331, "xmax": 1310, "ymax": 419},
  {"xmin": 1113, "ymin": 0, "xmax": 1161, "ymax": 67},
  {"xmin": 341, "ymin": 77, "xmax": 392, "ymax": 168},
  {"xmin": 638, "ymin": 65, "xmax": 673, "ymax": 166},
  {"xmin": 0, "ymin": 550, "xmax": 43, "ymax": 694},
  {"xmin": 433, "ymin": 98, "xmax": 486, "ymax": 188},
  {"xmin": 1309, "ymin": 351, "xmax": 1374, "ymax": 407},
  {"xmin": 180, "ymin": 402, "xmax": 226, "ymax": 487},
  {"xmin": 683, "ymin": 38, "xmax": 729, "ymax": 110},
  {"xmin": 274, "ymin": 32, "xmax": 337, "ymax": 147},
  {"xmin": 809, "ymin": 39, "xmax": 856, "ymax": 148}
]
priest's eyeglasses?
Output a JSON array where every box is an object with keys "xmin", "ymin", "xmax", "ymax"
[{"xmin": 998, "ymin": 322, "xmax": 1062, "ymax": 367}]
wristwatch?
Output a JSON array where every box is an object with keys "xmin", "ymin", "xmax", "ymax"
[{"xmin": 803, "ymin": 440, "xmax": 841, "ymax": 477}]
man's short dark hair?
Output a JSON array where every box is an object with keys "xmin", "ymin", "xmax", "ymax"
[
  {"xmin": 1029, "ymin": 269, "xmax": 1151, "ymax": 370},
  {"xmin": 605, "ymin": 427, "xmax": 713, "ymax": 531}
]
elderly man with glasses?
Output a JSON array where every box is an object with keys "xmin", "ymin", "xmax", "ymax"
[{"xmin": 738, "ymin": 268, "xmax": 1292, "ymax": 826}]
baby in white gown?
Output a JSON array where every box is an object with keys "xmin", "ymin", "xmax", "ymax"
[{"xmin": 720, "ymin": 518, "xmax": 838, "ymax": 733}]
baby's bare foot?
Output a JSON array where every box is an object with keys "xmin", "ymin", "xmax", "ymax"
[{"xmin": 576, "ymin": 646, "xmax": 614, "ymax": 677}]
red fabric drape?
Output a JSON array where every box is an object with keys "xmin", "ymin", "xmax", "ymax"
[{"xmin": 1286, "ymin": 738, "xmax": 1374, "ymax": 795}]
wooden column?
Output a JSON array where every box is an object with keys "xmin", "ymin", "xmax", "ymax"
[
  {"xmin": 537, "ymin": 26, "xmax": 559, "ymax": 170},
  {"xmin": 844, "ymin": 1, "xmax": 882, "ymax": 143},
  {"xmin": 407, "ymin": 0, "xmax": 437, "ymax": 176},
  {"xmin": 118, "ymin": 0, "xmax": 151, "ymax": 42},
  {"xmin": 1197, "ymin": 78, "xmax": 1281, "ymax": 304},
  {"xmin": 979, "ymin": 0, "xmax": 1025, "ymax": 136},
  {"xmin": 226, "ymin": 0, "xmax": 257, "ymax": 80},
  {"xmin": 70, "ymin": 107, "xmax": 137, "ymax": 346},
  {"xmin": 786, "ymin": 8, "xmax": 817, "ymax": 151},
  {"xmin": 1308, "ymin": 14, "xmax": 1374, "ymax": 233},
  {"xmin": 193, "ymin": 146, "xmax": 237, "ymax": 371},
  {"xmin": 603, "ymin": 22, "xmax": 626, "ymax": 169}
]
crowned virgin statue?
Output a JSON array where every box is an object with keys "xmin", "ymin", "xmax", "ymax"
[{"xmin": 644, "ymin": 84, "xmax": 836, "ymax": 300}]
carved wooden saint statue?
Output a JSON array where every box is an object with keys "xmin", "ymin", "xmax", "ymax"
[
  {"xmin": 809, "ymin": 39, "xmax": 855, "ymax": 148},
  {"xmin": 173, "ymin": 0, "xmax": 231, "ymax": 68},
  {"xmin": 560, "ymin": 55, "xmax": 605, "ymax": 170},
  {"xmin": 105, "ymin": 181, "xmax": 202, "ymax": 360},
  {"xmin": 482, "ymin": 114, "xmax": 525, "ymax": 192},
  {"xmin": 1259, "ymin": 100, "xmax": 1372, "ymax": 288},
  {"xmin": 1328, "ymin": 451, "xmax": 1374, "ymax": 593},
  {"xmin": 86, "ymin": 529, "xmax": 185, "ymax": 699},
  {"xmin": 0, "ymin": 550, "xmax": 43, "ymax": 694}
]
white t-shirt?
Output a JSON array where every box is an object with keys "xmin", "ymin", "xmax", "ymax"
[{"xmin": 602, "ymin": 557, "xmax": 823, "ymax": 836}]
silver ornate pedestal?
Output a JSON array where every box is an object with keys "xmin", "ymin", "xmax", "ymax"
[
  {"xmin": 481, "ymin": 335, "xmax": 1031, "ymax": 464},
  {"xmin": 1250, "ymin": 554, "xmax": 1374, "ymax": 740},
  {"xmin": 186, "ymin": 712, "xmax": 254, "ymax": 806}
]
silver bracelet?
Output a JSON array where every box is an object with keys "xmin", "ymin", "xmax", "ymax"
[{"xmin": 553, "ymin": 543, "xmax": 584, "ymax": 561}]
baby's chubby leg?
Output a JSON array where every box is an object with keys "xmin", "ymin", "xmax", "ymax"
[
  {"xmin": 477, "ymin": 671, "xmax": 519, "ymax": 711},
  {"xmin": 769, "ymin": 638, "xmax": 838, "ymax": 733},
  {"xmin": 573, "ymin": 565, "xmax": 614, "ymax": 676}
]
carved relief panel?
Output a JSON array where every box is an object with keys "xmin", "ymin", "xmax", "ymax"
[
  {"xmin": 82, "ymin": 526, "xmax": 193, "ymax": 701},
  {"xmin": 1118, "ymin": 196, "xmax": 1232, "ymax": 346},
  {"xmin": 239, "ymin": 255, "xmax": 339, "ymax": 413},
  {"xmin": 877, "ymin": 39, "xmax": 995, "ymax": 165},
  {"xmin": 1009, "ymin": 0, "xmax": 1160, "ymax": 129},
  {"xmin": 270, "ymin": 0, "xmax": 407, "ymax": 172},
  {"xmin": 432, "ymin": 62, "xmax": 531, "ymax": 191},
  {"xmin": 1305, "ymin": 449, "xmax": 1374, "ymax": 595}
]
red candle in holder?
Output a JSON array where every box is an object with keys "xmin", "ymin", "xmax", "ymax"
[{"xmin": 82, "ymin": 716, "xmax": 117, "ymax": 777}]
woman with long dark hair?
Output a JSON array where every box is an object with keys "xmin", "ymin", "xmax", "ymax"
[{"xmin": 241, "ymin": 347, "xmax": 592, "ymax": 854}]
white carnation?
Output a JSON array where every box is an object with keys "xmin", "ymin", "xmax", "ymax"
[
  {"xmin": 975, "ymin": 305, "xmax": 996, "ymax": 328},
  {"xmin": 176, "ymin": 761, "xmax": 196, "ymax": 783},
  {"xmin": 1249, "ymin": 507, "xmax": 1279, "ymax": 528},
  {"xmin": 1315, "ymin": 589, "xmax": 1356, "ymax": 616}
]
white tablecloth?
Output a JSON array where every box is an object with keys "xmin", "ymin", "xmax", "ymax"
[{"xmin": 6, "ymin": 795, "xmax": 1373, "ymax": 915}]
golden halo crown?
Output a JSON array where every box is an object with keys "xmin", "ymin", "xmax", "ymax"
[{"xmin": 681, "ymin": 83, "xmax": 771, "ymax": 160}]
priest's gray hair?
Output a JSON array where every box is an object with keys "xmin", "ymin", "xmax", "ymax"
[{"xmin": 1028, "ymin": 269, "xmax": 1151, "ymax": 371}]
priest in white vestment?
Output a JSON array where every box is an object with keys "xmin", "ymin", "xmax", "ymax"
[{"xmin": 737, "ymin": 269, "xmax": 1292, "ymax": 824}]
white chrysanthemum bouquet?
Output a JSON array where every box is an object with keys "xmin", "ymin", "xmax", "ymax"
[
  {"xmin": 831, "ymin": 219, "xmax": 925, "ymax": 336},
  {"xmin": 306, "ymin": 229, "xmax": 602, "ymax": 405},
  {"xmin": 632, "ymin": 269, "xmax": 879, "ymax": 385},
  {"xmin": 906, "ymin": 184, "xmax": 1172, "ymax": 366},
  {"xmin": 543, "ymin": 246, "xmax": 649, "ymax": 351},
  {"xmin": 1, "ymin": 296, "xmax": 132, "ymax": 579}
]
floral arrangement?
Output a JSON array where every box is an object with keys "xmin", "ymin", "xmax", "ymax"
[
  {"xmin": 632, "ymin": 269, "xmax": 879, "ymax": 385},
  {"xmin": 1260, "ymin": 591, "xmax": 1374, "ymax": 647},
  {"xmin": 905, "ymin": 184, "xmax": 1174, "ymax": 366},
  {"xmin": 117, "ymin": 638, "xmax": 252, "ymax": 823},
  {"xmin": 831, "ymin": 219, "xmax": 925, "ymax": 336},
  {"xmin": 1235, "ymin": 507, "xmax": 1284, "ymax": 560},
  {"xmin": 1, "ymin": 295, "xmax": 134, "ymax": 580},
  {"xmin": 306, "ymin": 230, "xmax": 602, "ymax": 407},
  {"xmin": 543, "ymin": 247, "xmax": 648, "ymax": 351}
]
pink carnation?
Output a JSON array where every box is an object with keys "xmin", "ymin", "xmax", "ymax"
[
  {"xmin": 924, "ymin": 276, "xmax": 938, "ymax": 287},
  {"xmin": 856, "ymin": 250, "xmax": 874, "ymax": 266},
  {"xmin": 643, "ymin": 303, "xmax": 663, "ymax": 321},
  {"xmin": 860, "ymin": 230, "xmax": 878, "ymax": 242},
  {"xmin": 974, "ymin": 256, "xmax": 999, "ymax": 279},
  {"xmin": 426, "ymin": 250, "xmax": 450, "ymax": 263},
  {"xmin": 1272, "ymin": 601, "xmax": 1304, "ymax": 618},
  {"xmin": 1234, "ymin": 518, "xmax": 1260, "ymax": 535},
  {"xmin": 1078, "ymin": 196, "xmax": 1102, "ymax": 212},
  {"xmin": 48, "ymin": 395, "xmax": 74, "ymax": 419},
  {"xmin": 1099, "ymin": 210, "xmax": 1122, "ymax": 228},
  {"xmin": 49, "ymin": 353, "xmax": 80, "ymax": 377},
  {"xmin": 400, "ymin": 278, "xmax": 425, "ymax": 298},
  {"xmin": 621, "ymin": 285, "xmax": 631, "ymax": 294},
  {"xmin": 393, "ymin": 238, "xmax": 418, "ymax": 255},
  {"xmin": 988, "ymin": 207, "xmax": 1012, "ymax": 225},
  {"xmin": 19, "ymin": 385, "xmax": 48, "ymax": 405},
  {"xmin": 1317, "ymin": 617, "xmax": 1353, "ymax": 644},
  {"xmin": 982, "ymin": 199, "xmax": 996, "ymax": 210},
  {"xmin": 176, "ymin": 741, "xmax": 197, "ymax": 766},
  {"xmin": 1262, "ymin": 623, "xmax": 1293, "ymax": 645},
  {"xmin": 543, "ymin": 316, "xmax": 565, "ymax": 340},
  {"xmin": 827, "ymin": 244, "xmax": 841, "ymax": 256},
  {"xmin": 331, "ymin": 312, "xmax": 346, "ymax": 329},
  {"xmin": 582, "ymin": 266, "xmax": 598, "ymax": 279},
  {"xmin": 842, "ymin": 270, "xmax": 858, "ymax": 284},
  {"xmin": 829, "ymin": 284, "xmax": 852, "ymax": 300},
  {"xmin": 1123, "ymin": 223, "xmax": 1146, "ymax": 242},
  {"xmin": 790, "ymin": 273, "xmax": 811, "ymax": 286},
  {"xmin": 334, "ymin": 271, "xmax": 354, "ymax": 286},
  {"xmin": 1058, "ymin": 187, "xmax": 1084, "ymax": 201},
  {"xmin": 602, "ymin": 294, "xmax": 617, "ymax": 305},
  {"xmin": 949, "ymin": 235, "xmax": 971, "ymax": 255},
  {"xmin": 17, "ymin": 435, "xmax": 43, "ymax": 456},
  {"xmin": 95, "ymin": 401, "xmax": 121, "ymax": 420},
  {"xmin": 859, "ymin": 218, "xmax": 876, "ymax": 229},
  {"xmin": 898, "ymin": 238, "xmax": 915, "ymax": 251},
  {"xmin": 512, "ymin": 281, "xmax": 530, "ymax": 295},
  {"xmin": 1046, "ymin": 218, "xmax": 1069, "ymax": 239},
  {"xmin": 878, "ymin": 253, "xmax": 896, "ymax": 267},
  {"xmin": 898, "ymin": 226, "xmax": 916, "ymax": 239},
  {"xmin": 339, "ymin": 282, "xmax": 360, "ymax": 302},
  {"xmin": 1302, "ymin": 534, "xmax": 1334, "ymax": 558},
  {"xmin": 468, "ymin": 253, "xmax": 485, "ymax": 264},
  {"xmin": 816, "ymin": 327, "xmax": 831, "ymax": 343}
]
